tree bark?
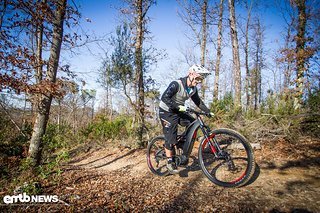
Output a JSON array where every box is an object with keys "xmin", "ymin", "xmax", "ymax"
[
  {"xmin": 294, "ymin": 0, "xmax": 307, "ymax": 109},
  {"xmin": 35, "ymin": 0, "xmax": 45, "ymax": 84},
  {"xmin": 251, "ymin": 18, "xmax": 263, "ymax": 110},
  {"xmin": 252, "ymin": 68, "xmax": 259, "ymax": 110},
  {"xmin": 213, "ymin": 0, "xmax": 224, "ymax": 101},
  {"xmin": 135, "ymin": 0, "xmax": 145, "ymax": 146},
  {"xmin": 228, "ymin": 0, "xmax": 241, "ymax": 108},
  {"xmin": 28, "ymin": 0, "xmax": 66, "ymax": 165},
  {"xmin": 200, "ymin": 0, "xmax": 208, "ymax": 100},
  {"xmin": 283, "ymin": 18, "xmax": 295, "ymax": 91},
  {"xmin": 244, "ymin": 1, "xmax": 253, "ymax": 109}
]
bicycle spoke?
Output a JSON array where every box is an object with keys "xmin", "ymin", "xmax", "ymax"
[
  {"xmin": 199, "ymin": 129, "xmax": 255, "ymax": 187},
  {"xmin": 147, "ymin": 136, "xmax": 169, "ymax": 176}
]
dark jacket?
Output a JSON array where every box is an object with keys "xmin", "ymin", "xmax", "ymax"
[{"xmin": 159, "ymin": 76, "xmax": 210, "ymax": 113}]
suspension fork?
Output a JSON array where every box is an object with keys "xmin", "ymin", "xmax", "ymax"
[
  {"xmin": 201, "ymin": 129, "xmax": 223, "ymax": 158},
  {"xmin": 198, "ymin": 115, "xmax": 223, "ymax": 158}
]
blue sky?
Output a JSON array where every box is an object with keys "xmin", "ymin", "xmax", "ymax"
[
  {"xmin": 70, "ymin": 0, "xmax": 190, "ymax": 70},
  {"xmin": 66, "ymin": 0, "xmax": 288, "ymax": 108},
  {"xmin": 67, "ymin": 0, "xmax": 192, "ymax": 105}
]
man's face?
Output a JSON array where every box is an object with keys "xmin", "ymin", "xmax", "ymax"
[{"xmin": 189, "ymin": 72, "xmax": 203, "ymax": 87}]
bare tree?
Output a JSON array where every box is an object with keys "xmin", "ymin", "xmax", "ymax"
[
  {"xmin": 276, "ymin": 0, "xmax": 298, "ymax": 92},
  {"xmin": 251, "ymin": 17, "xmax": 265, "ymax": 110},
  {"xmin": 282, "ymin": 19, "xmax": 295, "ymax": 91},
  {"xmin": 35, "ymin": 0, "xmax": 46, "ymax": 85},
  {"xmin": 177, "ymin": 0, "xmax": 213, "ymax": 100},
  {"xmin": 134, "ymin": 0, "xmax": 145, "ymax": 145},
  {"xmin": 244, "ymin": 0, "xmax": 254, "ymax": 108},
  {"xmin": 200, "ymin": 0, "xmax": 208, "ymax": 68},
  {"xmin": 277, "ymin": 0, "xmax": 318, "ymax": 109},
  {"xmin": 97, "ymin": 55, "xmax": 113, "ymax": 117},
  {"xmin": 0, "ymin": 0, "xmax": 92, "ymax": 165},
  {"xmin": 213, "ymin": 0, "xmax": 224, "ymax": 100},
  {"xmin": 113, "ymin": 0, "xmax": 156, "ymax": 146},
  {"xmin": 200, "ymin": 0, "xmax": 208, "ymax": 99},
  {"xmin": 28, "ymin": 0, "xmax": 67, "ymax": 165},
  {"xmin": 294, "ymin": 0, "xmax": 307, "ymax": 109},
  {"xmin": 228, "ymin": 0, "xmax": 241, "ymax": 108}
]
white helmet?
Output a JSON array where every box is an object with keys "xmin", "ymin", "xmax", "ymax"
[{"xmin": 188, "ymin": 64, "xmax": 210, "ymax": 78}]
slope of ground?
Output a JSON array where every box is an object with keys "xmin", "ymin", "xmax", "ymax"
[{"xmin": 2, "ymin": 137, "xmax": 319, "ymax": 212}]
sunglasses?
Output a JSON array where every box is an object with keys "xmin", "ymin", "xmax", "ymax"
[{"xmin": 194, "ymin": 77, "xmax": 204, "ymax": 83}]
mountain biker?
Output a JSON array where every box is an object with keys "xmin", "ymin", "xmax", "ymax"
[{"xmin": 159, "ymin": 64, "xmax": 213, "ymax": 174}]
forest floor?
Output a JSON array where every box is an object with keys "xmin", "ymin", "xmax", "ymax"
[{"xmin": 2, "ymin": 136, "xmax": 320, "ymax": 212}]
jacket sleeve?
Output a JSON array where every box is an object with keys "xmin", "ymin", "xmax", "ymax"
[
  {"xmin": 191, "ymin": 89, "xmax": 210, "ymax": 113},
  {"xmin": 160, "ymin": 81, "xmax": 180, "ymax": 111}
]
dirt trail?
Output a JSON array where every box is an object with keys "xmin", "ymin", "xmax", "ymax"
[
  {"xmin": 57, "ymin": 141, "xmax": 320, "ymax": 212},
  {"xmin": 71, "ymin": 148, "xmax": 148, "ymax": 174},
  {"xmin": 6, "ymin": 139, "xmax": 318, "ymax": 212}
]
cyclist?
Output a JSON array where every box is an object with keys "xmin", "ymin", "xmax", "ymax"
[{"xmin": 159, "ymin": 64, "xmax": 213, "ymax": 174}]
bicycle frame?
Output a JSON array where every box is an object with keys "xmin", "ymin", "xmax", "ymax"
[
  {"xmin": 181, "ymin": 119, "xmax": 200, "ymax": 158},
  {"xmin": 180, "ymin": 112, "xmax": 222, "ymax": 161},
  {"xmin": 147, "ymin": 108, "xmax": 256, "ymax": 187}
]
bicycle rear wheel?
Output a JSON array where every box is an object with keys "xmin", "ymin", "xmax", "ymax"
[
  {"xmin": 198, "ymin": 128, "xmax": 255, "ymax": 187},
  {"xmin": 147, "ymin": 136, "xmax": 169, "ymax": 176}
]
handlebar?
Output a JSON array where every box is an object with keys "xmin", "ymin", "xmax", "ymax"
[{"xmin": 186, "ymin": 107, "xmax": 212, "ymax": 118}]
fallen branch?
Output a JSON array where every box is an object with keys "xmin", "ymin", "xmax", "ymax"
[
  {"xmin": 0, "ymin": 100, "xmax": 26, "ymax": 137},
  {"xmin": 58, "ymin": 199, "xmax": 70, "ymax": 206}
]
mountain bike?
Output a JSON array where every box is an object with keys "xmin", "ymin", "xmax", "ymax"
[{"xmin": 146, "ymin": 108, "xmax": 255, "ymax": 188}]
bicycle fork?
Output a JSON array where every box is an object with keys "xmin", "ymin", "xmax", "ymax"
[
  {"xmin": 202, "ymin": 132, "xmax": 221, "ymax": 158},
  {"xmin": 202, "ymin": 134, "xmax": 237, "ymax": 169},
  {"xmin": 198, "ymin": 117, "xmax": 223, "ymax": 159}
]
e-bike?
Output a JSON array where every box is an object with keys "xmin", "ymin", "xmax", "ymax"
[{"xmin": 146, "ymin": 108, "xmax": 255, "ymax": 188}]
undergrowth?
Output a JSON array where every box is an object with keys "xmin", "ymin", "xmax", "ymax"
[{"xmin": 0, "ymin": 89, "xmax": 319, "ymax": 195}]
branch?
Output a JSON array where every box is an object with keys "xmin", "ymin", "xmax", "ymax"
[
  {"xmin": 0, "ymin": 100, "xmax": 26, "ymax": 137},
  {"xmin": 122, "ymin": 82, "xmax": 140, "ymax": 116}
]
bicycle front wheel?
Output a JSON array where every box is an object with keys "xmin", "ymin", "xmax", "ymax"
[
  {"xmin": 198, "ymin": 128, "xmax": 255, "ymax": 187},
  {"xmin": 147, "ymin": 136, "xmax": 169, "ymax": 176}
]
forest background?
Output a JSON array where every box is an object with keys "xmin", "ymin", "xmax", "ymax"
[{"xmin": 0, "ymin": 0, "xmax": 319, "ymax": 210}]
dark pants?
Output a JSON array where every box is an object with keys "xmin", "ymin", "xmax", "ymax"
[{"xmin": 159, "ymin": 108, "xmax": 195, "ymax": 150}]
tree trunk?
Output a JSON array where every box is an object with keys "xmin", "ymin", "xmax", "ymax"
[
  {"xmin": 251, "ymin": 17, "xmax": 264, "ymax": 110},
  {"xmin": 228, "ymin": 0, "xmax": 241, "ymax": 109},
  {"xmin": 251, "ymin": 68, "xmax": 258, "ymax": 110},
  {"xmin": 257, "ymin": 19, "xmax": 263, "ymax": 107},
  {"xmin": 244, "ymin": 1, "xmax": 253, "ymax": 109},
  {"xmin": 200, "ymin": 0, "xmax": 208, "ymax": 100},
  {"xmin": 283, "ymin": 19, "xmax": 294, "ymax": 91},
  {"xmin": 135, "ymin": 0, "xmax": 145, "ymax": 146},
  {"xmin": 57, "ymin": 98, "xmax": 61, "ymax": 132},
  {"xmin": 213, "ymin": 0, "xmax": 224, "ymax": 101},
  {"xmin": 109, "ymin": 83, "xmax": 113, "ymax": 119},
  {"xmin": 28, "ymin": 0, "xmax": 66, "ymax": 166},
  {"xmin": 294, "ymin": 0, "xmax": 307, "ymax": 109},
  {"xmin": 35, "ymin": 1, "xmax": 44, "ymax": 84}
]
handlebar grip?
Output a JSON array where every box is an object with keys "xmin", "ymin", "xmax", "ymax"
[{"xmin": 186, "ymin": 107, "xmax": 212, "ymax": 117}]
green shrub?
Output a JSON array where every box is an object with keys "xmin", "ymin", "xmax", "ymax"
[
  {"xmin": 301, "ymin": 89, "xmax": 320, "ymax": 138},
  {"xmin": 276, "ymin": 92, "xmax": 295, "ymax": 115},
  {"xmin": 306, "ymin": 89, "xmax": 320, "ymax": 113},
  {"xmin": 43, "ymin": 124, "xmax": 69, "ymax": 152},
  {"xmin": 83, "ymin": 115, "xmax": 133, "ymax": 141},
  {"xmin": 210, "ymin": 92, "xmax": 234, "ymax": 114},
  {"xmin": 260, "ymin": 91, "xmax": 296, "ymax": 116},
  {"xmin": 38, "ymin": 150, "xmax": 69, "ymax": 179},
  {"xmin": 210, "ymin": 92, "xmax": 246, "ymax": 123}
]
